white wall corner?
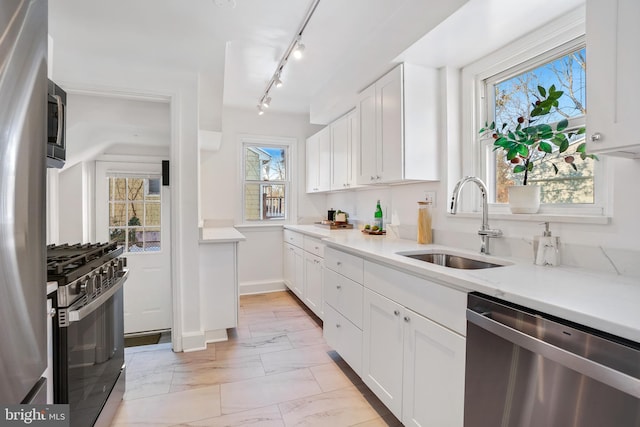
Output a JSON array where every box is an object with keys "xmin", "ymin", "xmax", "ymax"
[{"xmin": 239, "ymin": 280, "xmax": 287, "ymax": 296}]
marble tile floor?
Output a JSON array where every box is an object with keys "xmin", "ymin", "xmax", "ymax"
[{"xmin": 112, "ymin": 290, "xmax": 402, "ymax": 426}]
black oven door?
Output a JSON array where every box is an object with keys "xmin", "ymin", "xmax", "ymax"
[{"xmin": 55, "ymin": 285, "xmax": 125, "ymax": 427}]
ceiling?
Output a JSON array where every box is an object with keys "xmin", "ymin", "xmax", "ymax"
[{"xmin": 49, "ymin": 0, "xmax": 585, "ymax": 126}]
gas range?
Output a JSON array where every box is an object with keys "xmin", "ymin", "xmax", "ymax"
[{"xmin": 47, "ymin": 242, "xmax": 126, "ymax": 309}]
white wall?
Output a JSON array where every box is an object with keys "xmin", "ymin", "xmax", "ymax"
[
  {"xmin": 199, "ymin": 107, "xmax": 324, "ymax": 294},
  {"xmin": 57, "ymin": 163, "xmax": 84, "ymax": 244}
]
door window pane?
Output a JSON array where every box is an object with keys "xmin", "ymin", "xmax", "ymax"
[{"xmin": 107, "ymin": 177, "xmax": 161, "ymax": 252}]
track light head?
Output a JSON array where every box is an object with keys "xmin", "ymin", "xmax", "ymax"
[
  {"xmin": 257, "ymin": 104, "xmax": 264, "ymax": 115},
  {"xmin": 292, "ymin": 37, "xmax": 305, "ymax": 60},
  {"xmin": 262, "ymin": 96, "xmax": 272, "ymax": 108},
  {"xmin": 274, "ymin": 73, "xmax": 283, "ymax": 88}
]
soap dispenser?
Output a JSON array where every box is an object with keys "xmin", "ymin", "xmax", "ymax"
[{"xmin": 534, "ymin": 222, "xmax": 560, "ymax": 266}]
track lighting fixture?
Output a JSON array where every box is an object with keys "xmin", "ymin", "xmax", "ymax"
[
  {"xmin": 292, "ymin": 37, "xmax": 305, "ymax": 60},
  {"xmin": 256, "ymin": 0, "xmax": 320, "ymax": 115}
]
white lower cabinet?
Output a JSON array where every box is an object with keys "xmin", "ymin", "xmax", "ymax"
[
  {"xmin": 363, "ymin": 289, "xmax": 465, "ymax": 427},
  {"xmin": 283, "ymin": 231, "xmax": 325, "ymax": 320},
  {"xmin": 303, "ymin": 251, "xmax": 324, "ymax": 318},
  {"xmin": 283, "ymin": 242, "xmax": 304, "ymax": 299},
  {"xmin": 323, "ymin": 303, "xmax": 362, "ymax": 375}
]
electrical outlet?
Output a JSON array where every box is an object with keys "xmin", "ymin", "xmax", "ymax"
[{"xmin": 424, "ymin": 191, "xmax": 436, "ymax": 207}]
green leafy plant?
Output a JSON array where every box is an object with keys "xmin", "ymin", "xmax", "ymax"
[{"xmin": 479, "ymin": 84, "xmax": 597, "ymax": 185}]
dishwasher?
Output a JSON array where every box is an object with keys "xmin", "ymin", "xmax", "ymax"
[{"xmin": 464, "ymin": 292, "xmax": 640, "ymax": 427}]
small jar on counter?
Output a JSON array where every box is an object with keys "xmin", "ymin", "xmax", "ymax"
[{"xmin": 417, "ymin": 201, "xmax": 432, "ymax": 244}]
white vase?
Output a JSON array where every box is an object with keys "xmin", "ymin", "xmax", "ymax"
[{"xmin": 508, "ymin": 185, "xmax": 540, "ymax": 214}]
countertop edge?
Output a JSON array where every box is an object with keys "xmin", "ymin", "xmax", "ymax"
[
  {"xmin": 199, "ymin": 227, "xmax": 247, "ymax": 243},
  {"xmin": 283, "ymin": 226, "xmax": 640, "ymax": 343}
]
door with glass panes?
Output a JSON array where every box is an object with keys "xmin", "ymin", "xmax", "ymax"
[{"xmin": 95, "ymin": 161, "xmax": 172, "ymax": 334}]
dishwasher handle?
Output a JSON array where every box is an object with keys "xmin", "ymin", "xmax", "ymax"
[{"xmin": 467, "ymin": 308, "xmax": 640, "ymax": 399}]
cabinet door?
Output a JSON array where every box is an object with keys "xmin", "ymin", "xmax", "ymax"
[
  {"xmin": 347, "ymin": 109, "xmax": 360, "ymax": 188},
  {"xmin": 362, "ymin": 289, "xmax": 404, "ymax": 419},
  {"xmin": 318, "ymin": 127, "xmax": 331, "ymax": 191},
  {"xmin": 586, "ymin": 0, "xmax": 640, "ymax": 156},
  {"xmin": 306, "ymin": 133, "xmax": 320, "ymax": 192},
  {"xmin": 377, "ymin": 66, "xmax": 403, "ymax": 182},
  {"xmin": 284, "ymin": 243, "xmax": 304, "ymax": 298},
  {"xmin": 357, "ymin": 84, "xmax": 378, "ymax": 185},
  {"xmin": 402, "ymin": 308, "xmax": 465, "ymax": 427},
  {"xmin": 331, "ymin": 114, "xmax": 349, "ymax": 190},
  {"xmin": 323, "ymin": 303, "xmax": 362, "ymax": 376},
  {"xmin": 304, "ymin": 252, "xmax": 324, "ymax": 319}
]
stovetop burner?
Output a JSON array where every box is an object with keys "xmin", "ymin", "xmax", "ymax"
[
  {"xmin": 47, "ymin": 242, "xmax": 123, "ymax": 285},
  {"xmin": 48, "ymin": 242, "xmax": 126, "ymax": 308}
]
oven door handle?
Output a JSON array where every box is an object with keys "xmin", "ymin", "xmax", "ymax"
[
  {"xmin": 68, "ymin": 271, "xmax": 128, "ymax": 323},
  {"xmin": 53, "ymin": 94, "xmax": 64, "ymax": 146},
  {"xmin": 467, "ymin": 308, "xmax": 640, "ymax": 399}
]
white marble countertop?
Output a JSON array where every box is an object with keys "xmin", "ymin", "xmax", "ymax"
[
  {"xmin": 200, "ymin": 227, "xmax": 246, "ymax": 243},
  {"xmin": 284, "ymin": 224, "xmax": 640, "ymax": 343}
]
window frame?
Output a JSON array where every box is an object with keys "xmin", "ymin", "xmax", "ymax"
[
  {"xmin": 460, "ymin": 11, "xmax": 607, "ymax": 217},
  {"xmin": 239, "ymin": 136, "xmax": 296, "ymax": 224}
]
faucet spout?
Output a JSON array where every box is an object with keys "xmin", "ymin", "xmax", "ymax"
[{"xmin": 450, "ymin": 176, "xmax": 502, "ymax": 255}]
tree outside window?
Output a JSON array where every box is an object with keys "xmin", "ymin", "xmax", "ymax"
[
  {"xmin": 108, "ymin": 177, "xmax": 161, "ymax": 252},
  {"xmin": 487, "ymin": 47, "xmax": 594, "ymax": 204}
]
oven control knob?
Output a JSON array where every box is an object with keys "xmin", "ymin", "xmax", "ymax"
[{"xmin": 106, "ymin": 265, "xmax": 115, "ymax": 280}]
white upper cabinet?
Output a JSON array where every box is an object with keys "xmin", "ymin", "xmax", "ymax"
[
  {"xmin": 306, "ymin": 126, "xmax": 331, "ymax": 193},
  {"xmin": 356, "ymin": 63, "xmax": 440, "ymax": 184},
  {"xmin": 586, "ymin": 0, "xmax": 640, "ymax": 158},
  {"xmin": 330, "ymin": 109, "xmax": 360, "ymax": 190}
]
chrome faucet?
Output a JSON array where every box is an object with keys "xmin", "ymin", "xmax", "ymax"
[{"xmin": 450, "ymin": 176, "xmax": 502, "ymax": 255}]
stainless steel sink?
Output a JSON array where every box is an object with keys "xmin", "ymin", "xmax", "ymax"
[{"xmin": 399, "ymin": 252, "xmax": 506, "ymax": 269}]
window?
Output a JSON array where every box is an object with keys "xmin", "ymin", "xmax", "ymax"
[
  {"xmin": 242, "ymin": 143, "xmax": 289, "ymax": 221},
  {"xmin": 481, "ymin": 44, "xmax": 595, "ymax": 205},
  {"xmin": 108, "ymin": 176, "xmax": 161, "ymax": 252}
]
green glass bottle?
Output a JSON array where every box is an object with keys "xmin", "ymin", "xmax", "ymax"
[{"xmin": 374, "ymin": 200, "xmax": 383, "ymax": 231}]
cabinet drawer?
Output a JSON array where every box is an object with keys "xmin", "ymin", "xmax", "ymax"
[
  {"xmin": 283, "ymin": 229, "xmax": 304, "ymax": 248},
  {"xmin": 323, "ymin": 303, "xmax": 362, "ymax": 376},
  {"xmin": 324, "ymin": 268, "xmax": 363, "ymax": 328},
  {"xmin": 325, "ymin": 247, "xmax": 364, "ymax": 284},
  {"xmin": 364, "ymin": 261, "xmax": 467, "ymax": 336},
  {"xmin": 303, "ymin": 236, "xmax": 325, "ymax": 258}
]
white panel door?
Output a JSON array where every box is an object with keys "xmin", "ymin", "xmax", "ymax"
[
  {"xmin": 95, "ymin": 161, "xmax": 172, "ymax": 334},
  {"xmin": 303, "ymin": 251, "xmax": 323, "ymax": 319},
  {"xmin": 362, "ymin": 288, "xmax": 404, "ymax": 419},
  {"xmin": 402, "ymin": 308, "xmax": 466, "ymax": 427}
]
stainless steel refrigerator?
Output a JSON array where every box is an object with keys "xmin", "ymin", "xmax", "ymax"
[{"xmin": 0, "ymin": 0, "xmax": 48, "ymax": 404}]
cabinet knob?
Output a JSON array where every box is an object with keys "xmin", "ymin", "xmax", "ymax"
[
  {"xmin": 404, "ymin": 316, "xmax": 410, "ymax": 323},
  {"xmin": 370, "ymin": 176, "xmax": 375, "ymax": 181},
  {"xmin": 394, "ymin": 310, "xmax": 400, "ymax": 316},
  {"xmin": 336, "ymin": 261, "xmax": 342, "ymax": 266},
  {"xmin": 336, "ymin": 285, "xmax": 341, "ymax": 290},
  {"xmin": 590, "ymin": 133, "xmax": 602, "ymax": 142},
  {"xmin": 336, "ymin": 323, "xmax": 341, "ymax": 328}
]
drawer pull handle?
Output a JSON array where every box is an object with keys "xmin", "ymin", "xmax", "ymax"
[{"xmin": 394, "ymin": 310, "xmax": 400, "ymax": 316}]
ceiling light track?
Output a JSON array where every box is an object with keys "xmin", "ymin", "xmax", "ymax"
[{"xmin": 256, "ymin": 0, "xmax": 320, "ymax": 114}]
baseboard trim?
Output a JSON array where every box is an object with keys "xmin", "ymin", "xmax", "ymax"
[
  {"xmin": 181, "ymin": 331, "xmax": 206, "ymax": 352},
  {"xmin": 205, "ymin": 329, "xmax": 229, "ymax": 343},
  {"xmin": 239, "ymin": 280, "xmax": 286, "ymax": 296}
]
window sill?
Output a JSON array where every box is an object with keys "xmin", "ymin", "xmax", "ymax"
[{"xmin": 447, "ymin": 212, "xmax": 610, "ymax": 225}]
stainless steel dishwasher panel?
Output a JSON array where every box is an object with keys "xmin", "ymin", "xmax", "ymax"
[{"xmin": 464, "ymin": 293, "xmax": 640, "ymax": 427}]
